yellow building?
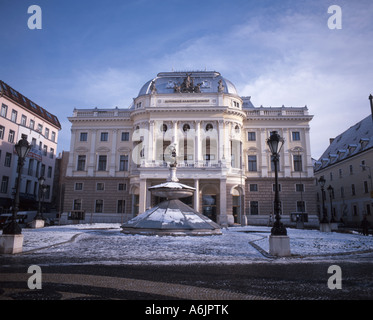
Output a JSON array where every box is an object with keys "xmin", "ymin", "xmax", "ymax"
[{"xmin": 61, "ymin": 71, "xmax": 317, "ymax": 226}]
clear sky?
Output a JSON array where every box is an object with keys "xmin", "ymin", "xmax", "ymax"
[{"xmin": 1, "ymin": 0, "xmax": 372, "ymax": 159}]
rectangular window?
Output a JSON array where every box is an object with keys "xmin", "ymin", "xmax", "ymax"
[
  {"xmin": 118, "ymin": 183, "xmax": 127, "ymax": 191},
  {"xmin": 121, "ymin": 132, "xmax": 129, "ymax": 141},
  {"xmin": 41, "ymin": 164, "xmax": 45, "ymax": 177},
  {"xmin": 50, "ymin": 148, "xmax": 54, "ymax": 159},
  {"xmin": 96, "ymin": 183, "xmax": 105, "ymax": 191},
  {"xmin": 77, "ymin": 155, "xmax": 86, "ymax": 171},
  {"xmin": 273, "ymin": 184, "xmax": 282, "ymax": 192},
  {"xmin": 75, "ymin": 183, "xmax": 83, "ymax": 191},
  {"xmin": 37, "ymin": 124, "xmax": 43, "ymax": 133},
  {"xmin": 47, "ymin": 166, "xmax": 52, "ymax": 178},
  {"xmin": 296, "ymin": 184, "xmax": 304, "ymax": 192},
  {"xmin": 4, "ymin": 152, "xmax": 12, "ymax": 167},
  {"xmin": 100, "ymin": 132, "xmax": 108, "ymax": 141},
  {"xmin": 8, "ymin": 130, "xmax": 15, "ymax": 143},
  {"xmin": 43, "ymin": 145, "xmax": 47, "ymax": 156},
  {"xmin": 98, "ymin": 155, "xmax": 107, "ymax": 171},
  {"xmin": 250, "ymin": 201, "xmax": 259, "ymax": 215},
  {"xmin": 364, "ymin": 181, "xmax": 369, "ymax": 194},
  {"xmin": 1, "ymin": 104, "xmax": 8, "ymax": 117},
  {"xmin": 119, "ymin": 155, "xmax": 129, "ymax": 171},
  {"xmin": 45, "ymin": 128, "xmax": 49, "ymax": 139},
  {"xmin": 247, "ymin": 132, "xmax": 256, "ymax": 141},
  {"xmin": 248, "ymin": 155, "xmax": 257, "ymax": 172},
  {"xmin": 296, "ymin": 201, "xmax": 306, "ymax": 213},
  {"xmin": 28, "ymin": 159, "xmax": 34, "ymax": 176},
  {"xmin": 249, "ymin": 184, "xmax": 258, "ymax": 192},
  {"xmin": 51, "ymin": 131, "xmax": 56, "ymax": 142},
  {"xmin": 95, "ymin": 200, "xmax": 103, "ymax": 213},
  {"xmin": 80, "ymin": 132, "xmax": 88, "ymax": 141},
  {"xmin": 0, "ymin": 125, "xmax": 4, "ymax": 139},
  {"xmin": 21, "ymin": 115, "xmax": 27, "ymax": 126},
  {"xmin": 292, "ymin": 131, "xmax": 300, "ymax": 141},
  {"xmin": 293, "ymin": 155, "xmax": 302, "ymax": 172},
  {"xmin": 0, "ymin": 176, "xmax": 9, "ymax": 193},
  {"xmin": 351, "ymin": 184, "xmax": 356, "ymax": 196},
  {"xmin": 117, "ymin": 200, "xmax": 126, "ymax": 213},
  {"xmin": 29, "ymin": 119, "xmax": 35, "ymax": 130},
  {"xmin": 349, "ymin": 165, "xmax": 353, "ymax": 174},
  {"xmin": 73, "ymin": 199, "xmax": 82, "ymax": 211}
]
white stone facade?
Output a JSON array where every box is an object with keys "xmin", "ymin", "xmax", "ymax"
[{"xmin": 62, "ymin": 71, "xmax": 317, "ymax": 226}]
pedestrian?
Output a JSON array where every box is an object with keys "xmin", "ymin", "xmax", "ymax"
[{"xmin": 361, "ymin": 215, "xmax": 370, "ymax": 236}]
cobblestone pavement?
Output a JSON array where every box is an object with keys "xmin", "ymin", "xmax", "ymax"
[
  {"xmin": 1, "ymin": 259, "xmax": 373, "ymax": 301},
  {"xmin": 1, "ymin": 229, "xmax": 373, "ymax": 302}
]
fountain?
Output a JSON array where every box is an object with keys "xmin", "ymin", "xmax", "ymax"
[{"xmin": 121, "ymin": 145, "xmax": 222, "ymax": 236}]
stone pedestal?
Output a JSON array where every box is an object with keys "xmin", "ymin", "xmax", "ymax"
[
  {"xmin": 320, "ymin": 222, "xmax": 331, "ymax": 232},
  {"xmin": 330, "ymin": 222, "xmax": 339, "ymax": 231},
  {"xmin": 0, "ymin": 234, "xmax": 24, "ymax": 254},
  {"xmin": 269, "ymin": 235, "xmax": 291, "ymax": 257},
  {"xmin": 31, "ymin": 219, "xmax": 45, "ymax": 229}
]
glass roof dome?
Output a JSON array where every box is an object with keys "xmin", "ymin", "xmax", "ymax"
[{"xmin": 137, "ymin": 71, "xmax": 238, "ymax": 97}]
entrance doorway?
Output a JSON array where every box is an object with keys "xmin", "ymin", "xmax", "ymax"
[{"xmin": 202, "ymin": 195, "xmax": 217, "ymax": 222}]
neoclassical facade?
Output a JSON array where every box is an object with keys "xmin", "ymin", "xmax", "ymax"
[{"xmin": 62, "ymin": 71, "xmax": 317, "ymax": 226}]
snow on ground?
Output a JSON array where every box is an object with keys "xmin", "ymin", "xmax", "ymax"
[{"xmin": 17, "ymin": 224, "xmax": 373, "ymax": 265}]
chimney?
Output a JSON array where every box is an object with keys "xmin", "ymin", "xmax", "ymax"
[{"xmin": 329, "ymin": 138, "xmax": 335, "ymax": 145}]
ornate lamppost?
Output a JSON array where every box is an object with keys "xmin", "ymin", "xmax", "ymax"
[
  {"xmin": 318, "ymin": 176, "xmax": 328, "ymax": 223},
  {"xmin": 318, "ymin": 176, "xmax": 331, "ymax": 232},
  {"xmin": 267, "ymin": 131, "xmax": 286, "ymax": 236},
  {"xmin": 327, "ymin": 185, "xmax": 335, "ymax": 222},
  {"xmin": 1, "ymin": 135, "xmax": 31, "ymax": 254},
  {"xmin": 266, "ymin": 131, "xmax": 290, "ymax": 256},
  {"xmin": 3, "ymin": 135, "xmax": 31, "ymax": 235}
]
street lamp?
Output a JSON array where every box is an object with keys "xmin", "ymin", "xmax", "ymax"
[
  {"xmin": 267, "ymin": 131, "xmax": 286, "ymax": 236},
  {"xmin": 327, "ymin": 185, "xmax": 335, "ymax": 222},
  {"xmin": 3, "ymin": 134, "xmax": 31, "ymax": 235},
  {"xmin": 318, "ymin": 176, "xmax": 328, "ymax": 223}
]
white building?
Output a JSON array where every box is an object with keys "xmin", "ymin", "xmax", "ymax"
[{"xmin": 61, "ymin": 71, "xmax": 317, "ymax": 226}]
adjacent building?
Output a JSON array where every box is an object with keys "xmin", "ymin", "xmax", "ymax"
[
  {"xmin": 61, "ymin": 71, "xmax": 317, "ymax": 226},
  {"xmin": 314, "ymin": 114, "xmax": 373, "ymax": 227},
  {"xmin": 0, "ymin": 80, "xmax": 61, "ymax": 212}
]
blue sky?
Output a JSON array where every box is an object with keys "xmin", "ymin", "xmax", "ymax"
[{"xmin": 1, "ymin": 0, "xmax": 372, "ymax": 158}]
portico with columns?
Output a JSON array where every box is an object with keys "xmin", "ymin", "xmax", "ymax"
[{"xmin": 62, "ymin": 71, "xmax": 317, "ymax": 227}]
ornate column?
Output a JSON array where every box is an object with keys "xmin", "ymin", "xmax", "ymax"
[{"xmin": 195, "ymin": 120, "xmax": 202, "ymax": 165}]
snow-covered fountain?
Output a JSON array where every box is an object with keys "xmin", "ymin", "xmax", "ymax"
[{"xmin": 121, "ymin": 146, "xmax": 222, "ymax": 236}]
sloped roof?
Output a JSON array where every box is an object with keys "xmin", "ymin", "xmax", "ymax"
[
  {"xmin": 0, "ymin": 80, "xmax": 61, "ymax": 129},
  {"xmin": 315, "ymin": 115, "xmax": 372, "ymax": 171}
]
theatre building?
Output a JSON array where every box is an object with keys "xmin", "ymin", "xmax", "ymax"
[{"xmin": 61, "ymin": 71, "xmax": 317, "ymax": 226}]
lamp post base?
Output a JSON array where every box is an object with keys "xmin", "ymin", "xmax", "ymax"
[
  {"xmin": 269, "ymin": 235, "xmax": 291, "ymax": 257},
  {"xmin": 0, "ymin": 234, "xmax": 24, "ymax": 254},
  {"xmin": 320, "ymin": 222, "xmax": 331, "ymax": 232},
  {"xmin": 31, "ymin": 219, "xmax": 45, "ymax": 229}
]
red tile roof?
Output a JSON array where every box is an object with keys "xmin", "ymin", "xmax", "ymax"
[{"xmin": 0, "ymin": 80, "xmax": 61, "ymax": 129}]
